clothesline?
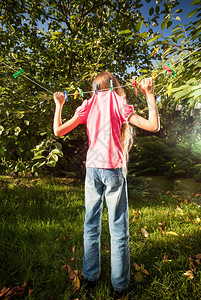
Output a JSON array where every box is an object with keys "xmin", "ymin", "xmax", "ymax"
[{"xmin": 1, "ymin": 46, "xmax": 201, "ymax": 97}]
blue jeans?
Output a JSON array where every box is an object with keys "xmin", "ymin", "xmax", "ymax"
[{"xmin": 83, "ymin": 168, "xmax": 130, "ymax": 292}]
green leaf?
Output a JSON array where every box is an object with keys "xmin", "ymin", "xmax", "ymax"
[
  {"xmin": 32, "ymin": 155, "xmax": 46, "ymax": 160},
  {"xmin": 135, "ymin": 20, "xmax": 144, "ymax": 32},
  {"xmin": 173, "ymin": 87, "xmax": 191, "ymax": 100},
  {"xmin": 51, "ymin": 148, "xmax": 63, "ymax": 157},
  {"xmin": 188, "ymin": 9, "xmax": 198, "ymax": 18},
  {"xmin": 191, "ymin": 0, "xmax": 201, "ymax": 5},
  {"xmin": 156, "ymin": 5, "xmax": 160, "ymax": 14},
  {"xmin": 125, "ymin": 34, "xmax": 133, "ymax": 43},
  {"xmin": 138, "ymin": 32, "xmax": 148, "ymax": 38},
  {"xmin": 118, "ymin": 30, "xmax": 132, "ymax": 35},
  {"xmin": 149, "ymin": 7, "xmax": 154, "ymax": 16},
  {"xmin": 146, "ymin": 34, "xmax": 160, "ymax": 45},
  {"xmin": 139, "ymin": 69, "xmax": 148, "ymax": 73},
  {"xmin": 46, "ymin": 160, "xmax": 56, "ymax": 167},
  {"xmin": 167, "ymin": 20, "xmax": 173, "ymax": 29},
  {"xmin": 174, "ymin": 9, "xmax": 183, "ymax": 14},
  {"xmin": 192, "ymin": 88, "xmax": 201, "ymax": 98},
  {"xmin": 170, "ymin": 85, "xmax": 190, "ymax": 93},
  {"xmin": 161, "ymin": 14, "xmax": 170, "ymax": 30}
]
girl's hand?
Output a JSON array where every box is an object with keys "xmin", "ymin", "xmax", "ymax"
[
  {"xmin": 140, "ymin": 77, "xmax": 154, "ymax": 96},
  {"xmin": 54, "ymin": 92, "xmax": 65, "ymax": 106}
]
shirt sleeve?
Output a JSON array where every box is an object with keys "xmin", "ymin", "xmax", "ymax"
[
  {"xmin": 74, "ymin": 100, "xmax": 89, "ymax": 125},
  {"xmin": 121, "ymin": 96, "xmax": 134, "ymax": 121},
  {"xmin": 124, "ymin": 104, "xmax": 134, "ymax": 121}
]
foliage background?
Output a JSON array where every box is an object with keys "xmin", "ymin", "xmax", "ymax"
[{"xmin": 0, "ymin": 0, "xmax": 201, "ymax": 180}]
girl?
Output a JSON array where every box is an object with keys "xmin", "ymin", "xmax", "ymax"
[{"xmin": 53, "ymin": 71, "xmax": 160, "ymax": 298}]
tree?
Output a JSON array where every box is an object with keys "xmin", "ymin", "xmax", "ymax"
[{"xmin": 0, "ymin": 0, "xmax": 200, "ymax": 176}]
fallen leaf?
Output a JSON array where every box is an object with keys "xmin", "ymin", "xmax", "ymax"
[
  {"xmin": 61, "ymin": 264, "xmax": 70, "ymax": 271},
  {"xmin": 158, "ymin": 221, "xmax": 165, "ymax": 226},
  {"xmin": 29, "ymin": 288, "xmax": 34, "ymax": 295},
  {"xmin": 188, "ymin": 257, "xmax": 196, "ymax": 271},
  {"xmin": 176, "ymin": 206, "xmax": 183, "ymax": 214},
  {"xmin": 132, "ymin": 209, "xmax": 139, "ymax": 216},
  {"xmin": 184, "ymin": 199, "xmax": 188, "ymax": 204},
  {"xmin": 195, "ymin": 193, "xmax": 200, "ymax": 197},
  {"xmin": 0, "ymin": 287, "xmax": 11, "ymax": 297},
  {"xmin": 72, "ymin": 276, "xmax": 80, "ymax": 291},
  {"xmin": 1, "ymin": 283, "xmax": 27, "ymax": 299},
  {"xmin": 158, "ymin": 226, "xmax": 165, "ymax": 234},
  {"xmin": 62, "ymin": 264, "xmax": 82, "ymax": 291},
  {"xmin": 70, "ymin": 257, "xmax": 75, "ymax": 262},
  {"xmin": 166, "ymin": 190, "xmax": 171, "ymax": 194},
  {"xmin": 163, "ymin": 254, "xmax": 168, "ymax": 262},
  {"xmin": 134, "ymin": 262, "xmax": 140, "ymax": 271},
  {"xmin": 134, "ymin": 271, "xmax": 144, "ymax": 282},
  {"xmin": 141, "ymin": 267, "xmax": 149, "ymax": 275},
  {"xmin": 183, "ymin": 270, "xmax": 194, "ymax": 279},
  {"xmin": 141, "ymin": 228, "xmax": 148, "ymax": 238},
  {"xmin": 72, "ymin": 245, "xmax": 76, "ymax": 253},
  {"xmin": 56, "ymin": 238, "xmax": 60, "ymax": 242},
  {"xmin": 22, "ymin": 283, "xmax": 27, "ymax": 288},
  {"xmin": 185, "ymin": 246, "xmax": 192, "ymax": 249},
  {"xmin": 132, "ymin": 218, "xmax": 138, "ymax": 222},
  {"xmin": 195, "ymin": 253, "xmax": 201, "ymax": 260},
  {"xmin": 195, "ymin": 218, "xmax": 200, "ymax": 224},
  {"xmin": 166, "ymin": 231, "xmax": 178, "ymax": 236},
  {"xmin": 195, "ymin": 259, "xmax": 200, "ymax": 265}
]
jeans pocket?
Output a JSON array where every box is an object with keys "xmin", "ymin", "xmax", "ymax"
[{"xmin": 105, "ymin": 168, "xmax": 124, "ymax": 187}]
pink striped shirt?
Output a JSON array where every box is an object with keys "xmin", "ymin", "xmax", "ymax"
[{"xmin": 75, "ymin": 90, "xmax": 134, "ymax": 168}]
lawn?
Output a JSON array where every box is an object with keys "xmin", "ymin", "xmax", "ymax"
[{"xmin": 0, "ymin": 175, "xmax": 201, "ymax": 300}]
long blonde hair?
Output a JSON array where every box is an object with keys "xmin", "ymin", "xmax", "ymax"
[{"xmin": 92, "ymin": 71, "xmax": 133, "ymax": 165}]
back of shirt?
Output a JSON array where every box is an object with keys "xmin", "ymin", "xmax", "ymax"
[{"xmin": 75, "ymin": 90, "xmax": 134, "ymax": 169}]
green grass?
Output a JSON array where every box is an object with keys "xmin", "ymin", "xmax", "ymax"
[{"xmin": 0, "ymin": 175, "xmax": 201, "ymax": 300}]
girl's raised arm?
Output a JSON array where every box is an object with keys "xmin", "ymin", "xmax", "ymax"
[
  {"xmin": 128, "ymin": 78, "xmax": 160, "ymax": 132},
  {"xmin": 53, "ymin": 92, "xmax": 80, "ymax": 136}
]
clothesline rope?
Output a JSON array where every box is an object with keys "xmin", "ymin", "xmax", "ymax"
[{"xmin": 1, "ymin": 46, "xmax": 201, "ymax": 97}]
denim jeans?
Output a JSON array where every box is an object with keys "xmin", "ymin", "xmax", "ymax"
[{"xmin": 83, "ymin": 167, "xmax": 130, "ymax": 292}]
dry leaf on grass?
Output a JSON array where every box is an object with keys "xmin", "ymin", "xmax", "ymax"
[
  {"xmin": 0, "ymin": 283, "xmax": 30, "ymax": 299},
  {"xmin": 134, "ymin": 262, "xmax": 140, "ymax": 271},
  {"xmin": 141, "ymin": 267, "xmax": 149, "ymax": 275},
  {"xmin": 61, "ymin": 264, "xmax": 82, "ymax": 291},
  {"xmin": 188, "ymin": 257, "xmax": 196, "ymax": 271},
  {"xmin": 141, "ymin": 228, "xmax": 148, "ymax": 238},
  {"xmin": 158, "ymin": 226, "xmax": 165, "ymax": 234},
  {"xmin": 183, "ymin": 270, "xmax": 194, "ymax": 279},
  {"xmin": 132, "ymin": 209, "xmax": 139, "ymax": 216},
  {"xmin": 72, "ymin": 276, "xmax": 80, "ymax": 292},
  {"xmin": 72, "ymin": 245, "xmax": 76, "ymax": 253},
  {"xmin": 133, "ymin": 262, "xmax": 149, "ymax": 281},
  {"xmin": 163, "ymin": 254, "xmax": 168, "ymax": 262},
  {"xmin": 134, "ymin": 271, "xmax": 144, "ymax": 282},
  {"xmin": 166, "ymin": 231, "xmax": 178, "ymax": 236},
  {"xmin": 195, "ymin": 253, "xmax": 201, "ymax": 260}
]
